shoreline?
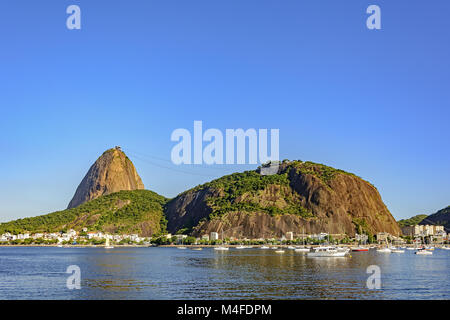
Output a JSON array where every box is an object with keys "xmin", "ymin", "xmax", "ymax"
[{"xmin": 0, "ymin": 244, "xmax": 383, "ymax": 248}]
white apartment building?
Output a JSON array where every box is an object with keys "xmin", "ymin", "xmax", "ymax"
[
  {"xmin": 210, "ymin": 232, "xmax": 219, "ymax": 241},
  {"xmin": 402, "ymin": 225, "xmax": 445, "ymax": 237}
]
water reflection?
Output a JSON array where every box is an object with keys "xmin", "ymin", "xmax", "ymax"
[{"xmin": 0, "ymin": 247, "xmax": 449, "ymax": 299}]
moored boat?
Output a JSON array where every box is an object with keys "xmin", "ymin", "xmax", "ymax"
[
  {"xmin": 307, "ymin": 246, "xmax": 348, "ymax": 257},
  {"xmin": 214, "ymin": 246, "xmax": 229, "ymax": 251},
  {"xmin": 351, "ymin": 247, "xmax": 369, "ymax": 252},
  {"xmin": 415, "ymin": 248, "xmax": 432, "ymax": 255}
]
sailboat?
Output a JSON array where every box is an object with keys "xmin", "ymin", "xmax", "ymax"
[
  {"xmin": 105, "ymin": 238, "xmax": 114, "ymax": 249},
  {"xmin": 406, "ymin": 229, "xmax": 417, "ymax": 250},
  {"xmin": 177, "ymin": 237, "xmax": 187, "ymax": 249},
  {"xmin": 295, "ymin": 227, "xmax": 310, "ymax": 253},
  {"xmin": 376, "ymin": 238, "xmax": 391, "ymax": 253},
  {"xmin": 352, "ymin": 226, "xmax": 369, "ymax": 252},
  {"xmin": 214, "ymin": 230, "xmax": 229, "ymax": 251}
]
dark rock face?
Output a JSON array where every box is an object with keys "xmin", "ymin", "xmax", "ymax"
[
  {"xmin": 420, "ymin": 206, "xmax": 450, "ymax": 232},
  {"xmin": 67, "ymin": 147, "xmax": 145, "ymax": 209},
  {"xmin": 286, "ymin": 166, "xmax": 400, "ymax": 236},
  {"xmin": 165, "ymin": 161, "xmax": 401, "ymax": 238}
]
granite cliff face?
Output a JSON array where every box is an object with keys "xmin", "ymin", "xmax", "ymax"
[
  {"xmin": 165, "ymin": 161, "xmax": 401, "ymax": 238},
  {"xmin": 67, "ymin": 147, "xmax": 145, "ymax": 209}
]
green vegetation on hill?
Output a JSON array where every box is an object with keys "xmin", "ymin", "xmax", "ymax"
[
  {"xmin": 397, "ymin": 214, "xmax": 428, "ymax": 227},
  {"xmin": 176, "ymin": 161, "xmax": 368, "ymax": 223},
  {"xmin": 185, "ymin": 170, "xmax": 313, "ymax": 220},
  {"xmin": 288, "ymin": 160, "xmax": 359, "ymax": 185},
  {"xmin": 0, "ymin": 190, "xmax": 168, "ymax": 236}
]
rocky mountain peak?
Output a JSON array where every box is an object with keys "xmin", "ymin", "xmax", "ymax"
[{"xmin": 67, "ymin": 147, "xmax": 145, "ymax": 209}]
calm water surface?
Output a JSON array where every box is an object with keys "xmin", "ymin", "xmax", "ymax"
[{"xmin": 0, "ymin": 247, "xmax": 448, "ymax": 299}]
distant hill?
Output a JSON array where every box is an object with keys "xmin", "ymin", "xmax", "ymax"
[
  {"xmin": 419, "ymin": 206, "xmax": 450, "ymax": 232},
  {"xmin": 0, "ymin": 190, "xmax": 167, "ymax": 237},
  {"xmin": 165, "ymin": 160, "xmax": 401, "ymax": 238},
  {"xmin": 397, "ymin": 214, "xmax": 428, "ymax": 227}
]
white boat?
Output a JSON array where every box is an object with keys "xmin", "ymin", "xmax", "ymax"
[
  {"xmin": 214, "ymin": 246, "xmax": 229, "ymax": 251},
  {"xmin": 177, "ymin": 236, "xmax": 188, "ymax": 249},
  {"xmin": 406, "ymin": 247, "xmax": 416, "ymax": 250},
  {"xmin": 260, "ymin": 246, "xmax": 270, "ymax": 249},
  {"xmin": 415, "ymin": 249, "xmax": 432, "ymax": 255},
  {"xmin": 275, "ymin": 250, "xmax": 285, "ymax": 254},
  {"xmin": 337, "ymin": 247, "xmax": 350, "ymax": 254},
  {"xmin": 440, "ymin": 246, "xmax": 450, "ymax": 250},
  {"xmin": 377, "ymin": 238, "xmax": 392, "ymax": 253},
  {"xmin": 104, "ymin": 238, "xmax": 114, "ymax": 249},
  {"xmin": 271, "ymin": 247, "xmax": 279, "ymax": 250},
  {"xmin": 307, "ymin": 246, "xmax": 348, "ymax": 257},
  {"xmin": 295, "ymin": 247, "xmax": 310, "ymax": 253},
  {"xmin": 213, "ymin": 230, "xmax": 229, "ymax": 251},
  {"xmin": 287, "ymin": 246, "xmax": 296, "ymax": 250},
  {"xmin": 57, "ymin": 244, "xmax": 63, "ymax": 248},
  {"xmin": 391, "ymin": 249, "xmax": 405, "ymax": 253},
  {"xmin": 235, "ymin": 245, "xmax": 246, "ymax": 249},
  {"xmin": 191, "ymin": 247, "xmax": 203, "ymax": 251}
]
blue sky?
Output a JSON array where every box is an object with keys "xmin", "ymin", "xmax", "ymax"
[{"xmin": 0, "ymin": 0, "xmax": 449, "ymax": 222}]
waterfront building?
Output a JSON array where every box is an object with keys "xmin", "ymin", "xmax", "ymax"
[
  {"xmin": 210, "ymin": 232, "xmax": 219, "ymax": 241},
  {"xmin": 311, "ymin": 233, "xmax": 328, "ymax": 241},
  {"xmin": 401, "ymin": 224, "xmax": 445, "ymax": 237},
  {"xmin": 285, "ymin": 232, "xmax": 294, "ymax": 241},
  {"xmin": 355, "ymin": 233, "xmax": 368, "ymax": 242},
  {"xmin": 376, "ymin": 232, "xmax": 391, "ymax": 242}
]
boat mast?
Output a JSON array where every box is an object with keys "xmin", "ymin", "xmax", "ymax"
[{"xmin": 303, "ymin": 227, "xmax": 305, "ymax": 247}]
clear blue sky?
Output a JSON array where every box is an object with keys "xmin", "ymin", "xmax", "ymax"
[{"xmin": 0, "ymin": 0, "xmax": 449, "ymax": 222}]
